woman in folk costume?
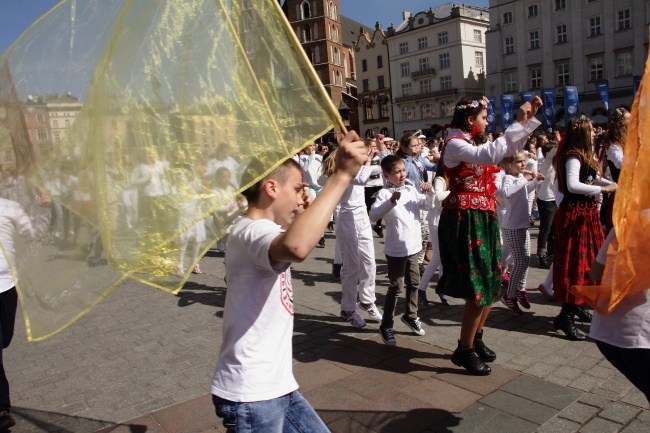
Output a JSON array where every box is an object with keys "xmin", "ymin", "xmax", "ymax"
[
  {"xmin": 437, "ymin": 96, "xmax": 542, "ymax": 375},
  {"xmin": 552, "ymin": 115, "xmax": 617, "ymax": 340}
]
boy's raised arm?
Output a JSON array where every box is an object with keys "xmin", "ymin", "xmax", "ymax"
[{"xmin": 270, "ymin": 131, "xmax": 367, "ymax": 264}]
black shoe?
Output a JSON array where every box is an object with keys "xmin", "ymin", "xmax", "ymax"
[
  {"xmin": 0, "ymin": 412, "xmax": 16, "ymax": 430},
  {"xmin": 327, "ymin": 221, "xmax": 334, "ymax": 232},
  {"xmin": 538, "ymin": 255, "xmax": 550, "ymax": 269},
  {"xmin": 451, "ymin": 341, "xmax": 491, "ymax": 375},
  {"xmin": 332, "ymin": 263, "xmax": 342, "ymax": 278},
  {"xmin": 473, "ymin": 331, "xmax": 497, "ymax": 362},
  {"xmin": 373, "ymin": 224, "xmax": 384, "ymax": 238},
  {"xmin": 401, "ymin": 315, "xmax": 425, "ymax": 336},
  {"xmin": 318, "ymin": 236, "xmax": 325, "ymax": 248},
  {"xmin": 574, "ymin": 305, "xmax": 593, "ymax": 323},
  {"xmin": 553, "ymin": 303, "xmax": 586, "ymax": 341},
  {"xmin": 418, "ymin": 290, "xmax": 433, "ymax": 306}
]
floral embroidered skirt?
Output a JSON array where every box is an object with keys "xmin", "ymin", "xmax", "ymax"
[
  {"xmin": 553, "ymin": 200, "xmax": 604, "ymax": 305},
  {"xmin": 437, "ymin": 208, "xmax": 502, "ymax": 307}
]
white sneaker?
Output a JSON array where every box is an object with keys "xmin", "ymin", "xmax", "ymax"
[
  {"xmin": 358, "ymin": 302, "xmax": 382, "ymax": 322},
  {"xmin": 340, "ymin": 311, "xmax": 366, "ymax": 328}
]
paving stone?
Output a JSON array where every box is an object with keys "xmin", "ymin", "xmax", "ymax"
[
  {"xmin": 568, "ymin": 374, "xmax": 607, "ymax": 393},
  {"xmin": 434, "ymin": 364, "xmax": 520, "ymax": 397},
  {"xmin": 557, "ymin": 402, "xmax": 600, "ymax": 423},
  {"xmin": 293, "ymin": 359, "xmax": 354, "ymax": 393},
  {"xmin": 536, "ymin": 416, "xmax": 581, "ymax": 433},
  {"xmin": 522, "ymin": 363, "xmax": 556, "ymax": 378},
  {"xmin": 334, "ymin": 364, "xmax": 419, "ymax": 402},
  {"xmin": 621, "ymin": 420, "xmax": 650, "ymax": 433},
  {"xmin": 478, "ymin": 390, "xmax": 558, "ymax": 425},
  {"xmin": 619, "ymin": 387, "xmax": 650, "ymax": 409},
  {"xmin": 578, "ymin": 416, "xmax": 622, "ymax": 433},
  {"xmin": 327, "ymin": 416, "xmax": 376, "ymax": 433},
  {"xmin": 150, "ymin": 394, "xmax": 221, "ymax": 433},
  {"xmin": 500, "ymin": 375, "xmax": 582, "ymax": 410},
  {"xmin": 598, "ymin": 401, "xmax": 642, "ymax": 424},
  {"xmin": 578, "ymin": 393, "xmax": 612, "ymax": 409},
  {"xmin": 636, "ymin": 410, "xmax": 650, "ymax": 423},
  {"xmin": 428, "ymin": 402, "xmax": 538, "ymax": 433},
  {"xmin": 406, "ymin": 377, "xmax": 482, "ymax": 413}
]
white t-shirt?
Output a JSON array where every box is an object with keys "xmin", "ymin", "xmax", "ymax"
[
  {"xmin": 369, "ymin": 184, "xmax": 432, "ymax": 257},
  {"xmin": 211, "ymin": 217, "xmax": 298, "ymax": 402}
]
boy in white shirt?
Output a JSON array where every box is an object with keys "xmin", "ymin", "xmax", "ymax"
[
  {"xmin": 370, "ymin": 155, "xmax": 433, "ymax": 346},
  {"xmin": 210, "ymin": 131, "xmax": 367, "ymax": 432}
]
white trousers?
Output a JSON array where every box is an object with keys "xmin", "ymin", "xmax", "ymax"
[{"xmin": 336, "ymin": 215, "xmax": 377, "ymax": 311}]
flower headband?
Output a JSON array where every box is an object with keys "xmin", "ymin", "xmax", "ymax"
[
  {"xmin": 612, "ymin": 108, "xmax": 626, "ymax": 119},
  {"xmin": 456, "ymin": 97, "xmax": 488, "ymax": 111},
  {"xmin": 572, "ymin": 115, "xmax": 588, "ymax": 130}
]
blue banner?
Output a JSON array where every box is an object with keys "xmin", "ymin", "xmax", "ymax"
[
  {"xmin": 541, "ymin": 88, "xmax": 556, "ymax": 129},
  {"xmin": 520, "ymin": 91, "xmax": 535, "ymax": 104},
  {"xmin": 564, "ymin": 86, "xmax": 579, "ymax": 121},
  {"xmin": 633, "ymin": 75, "xmax": 642, "ymax": 98},
  {"xmin": 486, "ymin": 97, "xmax": 497, "ymax": 133},
  {"xmin": 500, "ymin": 94, "xmax": 515, "ymax": 131},
  {"xmin": 594, "ymin": 80, "xmax": 610, "ymax": 114}
]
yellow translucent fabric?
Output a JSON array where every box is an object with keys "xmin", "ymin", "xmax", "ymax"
[
  {"xmin": 569, "ymin": 47, "xmax": 650, "ymax": 314},
  {"xmin": 0, "ymin": 0, "xmax": 340, "ymax": 340}
]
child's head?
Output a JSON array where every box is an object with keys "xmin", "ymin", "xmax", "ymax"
[
  {"xmin": 503, "ymin": 151, "xmax": 526, "ymax": 176},
  {"xmin": 398, "ymin": 133, "xmax": 419, "ymax": 157},
  {"xmin": 564, "ymin": 115, "xmax": 594, "ymax": 154},
  {"xmin": 450, "ymin": 96, "xmax": 489, "ymax": 134},
  {"xmin": 215, "ymin": 167, "xmax": 232, "ymax": 188},
  {"xmin": 605, "ymin": 107, "xmax": 630, "ymax": 150},
  {"xmin": 381, "ymin": 155, "xmax": 406, "ymax": 186}
]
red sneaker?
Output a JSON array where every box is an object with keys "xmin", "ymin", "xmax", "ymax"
[
  {"xmin": 501, "ymin": 271, "xmax": 510, "ymax": 288},
  {"xmin": 516, "ymin": 290, "xmax": 531, "ymax": 309},
  {"xmin": 501, "ymin": 295, "xmax": 524, "ymax": 316}
]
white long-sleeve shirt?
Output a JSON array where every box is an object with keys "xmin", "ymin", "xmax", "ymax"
[
  {"xmin": 338, "ymin": 165, "xmax": 381, "ymax": 219},
  {"xmin": 501, "ymin": 174, "xmax": 538, "ymax": 229},
  {"xmin": 606, "ymin": 144, "xmax": 623, "ymax": 170},
  {"xmin": 369, "ymin": 184, "xmax": 432, "ymax": 257},
  {"xmin": 565, "ymin": 157, "xmax": 612, "ymax": 197},
  {"xmin": 444, "ymin": 118, "xmax": 541, "ymax": 168},
  {"xmin": 536, "ymin": 147, "xmax": 557, "ymax": 202}
]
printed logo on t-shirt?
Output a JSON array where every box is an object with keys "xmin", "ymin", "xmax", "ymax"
[{"xmin": 279, "ymin": 268, "xmax": 294, "ymax": 315}]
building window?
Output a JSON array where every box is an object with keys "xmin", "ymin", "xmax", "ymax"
[
  {"xmin": 401, "ymin": 62, "xmax": 410, "ymax": 76},
  {"xmin": 419, "ymin": 57, "xmax": 430, "ymax": 71},
  {"xmin": 474, "ymin": 29, "xmax": 482, "ymax": 42},
  {"xmin": 475, "ymin": 51, "xmax": 484, "ymax": 69},
  {"xmin": 53, "ymin": 132, "xmax": 60, "ymax": 143},
  {"xmin": 440, "ymin": 75, "xmax": 452, "ymax": 90},
  {"xmin": 362, "ymin": 79, "xmax": 369, "ymax": 92},
  {"xmin": 438, "ymin": 31, "xmax": 448, "ymax": 45},
  {"xmin": 589, "ymin": 16, "xmax": 601, "ymax": 36},
  {"xmin": 529, "ymin": 5, "xmax": 538, "ymax": 17},
  {"xmin": 37, "ymin": 129, "xmax": 47, "ymax": 141},
  {"xmin": 377, "ymin": 55, "xmax": 383, "ymax": 68},
  {"xmin": 402, "ymin": 83, "xmax": 412, "ymax": 96},
  {"xmin": 505, "ymin": 70, "xmax": 517, "ymax": 92},
  {"xmin": 422, "ymin": 103, "xmax": 435, "ymax": 119},
  {"xmin": 590, "ymin": 57, "xmax": 604, "ymax": 81},
  {"xmin": 300, "ymin": 1, "xmax": 311, "ymax": 19},
  {"xmin": 399, "ymin": 42, "xmax": 408, "ymax": 55},
  {"xmin": 555, "ymin": 0, "xmax": 566, "ymax": 11},
  {"xmin": 503, "ymin": 12, "xmax": 513, "ymax": 24},
  {"xmin": 556, "ymin": 24, "xmax": 568, "ymax": 43},
  {"xmin": 529, "ymin": 30, "xmax": 540, "ymax": 49},
  {"xmin": 364, "ymin": 102, "xmax": 373, "ymax": 121},
  {"xmin": 420, "ymin": 79, "xmax": 432, "ymax": 94},
  {"xmin": 439, "ymin": 53, "xmax": 450, "ymax": 69},
  {"xmin": 617, "ymin": 9, "xmax": 631, "ymax": 30},
  {"xmin": 505, "ymin": 36, "xmax": 515, "ymax": 54},
  {"xmin": 304, "ymin": 24, "xmax": 312, "ymax": 41},
  {"xmin": 53, "ymin": 119, "xmax": 59, "ymax": 128},
  {"xmin": 378, "ymin": 75, "xmax": 385, "ymax": 89},
  {"xmin": 362, "ymin": 59, "xmax": 367, "ymax": 72},
  {"xmin": 379, "ymin": 98, "xmax": 390, "ymax": 118},
  {"xmin": 402, "ymin": 105, "xmax": 416, "ymax": 121},
  {"xmin": 418, "ymin": 37, "xmax": 428, "ymax": 50},
  {"xmin": 557, "ymin": 62, "xmax": 570, "ymax": 85},
  {"xmin": 530, "ymin": 67, "xmax": 542, "ymax": 89},
  {"xmin": 616, "ymin": 51, "xmax": 633, "ymax": 77},
  {"xmin": 36, "ymin": 113, "xmax": 44, "ymax": 122},
  {"xmin": 440, "ymin": 100, "xmax": 454, "ymax": 117}
]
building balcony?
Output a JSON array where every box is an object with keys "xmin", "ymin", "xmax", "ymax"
[
  {"xmin": 394, "ymin": 88, "xmax": 458, "ymax": 104},
  {"xmin": 411, "ymin": 68, "xmax": 436, "ymax": 79}
]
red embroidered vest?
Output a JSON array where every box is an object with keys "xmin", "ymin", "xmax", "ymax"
[{"xmin": 442, "ymin": 136, "xmax": 500, "ymax": 213}]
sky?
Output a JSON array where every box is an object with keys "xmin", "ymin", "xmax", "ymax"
[{"xmin": 0, "ymin": 0, "xmax": 490, "ymax": 55}]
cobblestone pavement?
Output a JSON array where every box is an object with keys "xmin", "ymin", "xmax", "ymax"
[{"xmin": 5, "ymin": 225, "xmax": 649, "ymax": 432}]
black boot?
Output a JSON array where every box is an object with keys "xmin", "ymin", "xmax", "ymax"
[
  {"xmin": 473, "ymin": 331, "xmax": 496, "ymax": 362},
  {"xmin": 451, "ymin": 341, "xmax": 491, "ymax": 375},
  {"xmin": 553, "ymin": 303, "xmax": 586, "ymax": 341},
  {"xmin": 574, "ymin": 305, "xmax": 593, "ymax": 323}
]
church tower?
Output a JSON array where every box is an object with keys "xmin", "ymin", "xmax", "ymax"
[{"xmin": 283, "ymin": 0, "xmax": 350, "ymax": 118}]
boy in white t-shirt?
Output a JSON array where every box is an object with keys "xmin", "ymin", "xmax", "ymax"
[{"xmin": 210, "ymin": 132, "xmax": 367, "ymax": 432}]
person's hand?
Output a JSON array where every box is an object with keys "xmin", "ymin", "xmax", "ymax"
[
  {"xmin": 421, "ymin": 182, "xmax": 432, "ymax": 192},
  {"xmin": 300, "ymin": 183, "xmax": 313, "ymax": 210},
  {"xmin": 517, "ymin": 96, "xmax": 543, "ymax": 123},
  {"xmin": 38, "ymin": 192, "xmax": 52, "ymax": 207},
  {"xmin": 601, "ymin": 183, "xmax": 617, "ymax": 194},
  {"xmin": 376, "ymin": 133, "xmax": 385, "ymax": 142},
  {"xmin": 334, "ymin": 130, "xmax": 367, "ymax": 179},
  {"xmin": 535, "ymin": 172, "xmax": 546, "ymax": 181},
  {"xmin": 390, "ymin": 191, "xmax": 401, "ymax": 203}
]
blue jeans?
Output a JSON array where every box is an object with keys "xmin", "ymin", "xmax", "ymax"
[{"xmin": 212, "ymin": 391, "xmax": 330, "ymax": 433}]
